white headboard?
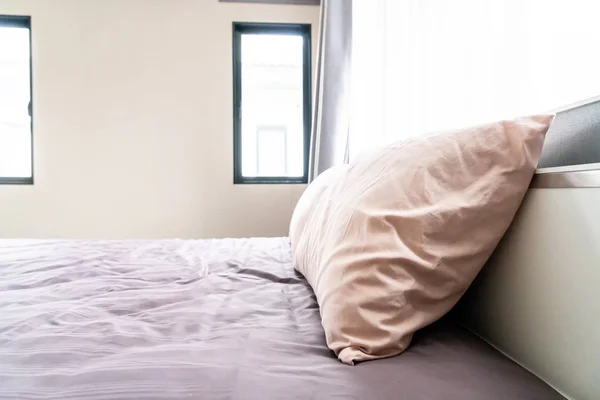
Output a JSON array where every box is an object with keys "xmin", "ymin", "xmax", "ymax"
[
  {"xmin": 459, "ymin": 136, "xmax": 600, "ymax": 400},
  {"xmin": 460, "ymin": 98, "xmax": 600, "ymax": 400}
]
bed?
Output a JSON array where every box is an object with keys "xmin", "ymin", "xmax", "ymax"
[{"xmin": 0, "ymin": 238, "xmax": 563, "ymax": 400}]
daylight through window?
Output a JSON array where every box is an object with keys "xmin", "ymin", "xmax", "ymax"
[
  {"xmin": 0, "ymin": 16, "xmax": 32, "ymax": 184},
  {"xmin": 233, "ymin": 23, "xmax": 311, "ymax": 184}
]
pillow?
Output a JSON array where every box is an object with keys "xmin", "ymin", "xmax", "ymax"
[
  {"xmin": 289, "ymin": 165, "xmax": 347, "ymax": 249},
  {"xmin": 290, "ymin": 115, "xmax": 554, "ymax": 365}
]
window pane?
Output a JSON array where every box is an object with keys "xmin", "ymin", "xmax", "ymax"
[
  {"xmin": 240, "ymin": 33, "xmax": 304, "ymax": 178},
  {"xmin": 257, "ymin": 126, "xmax": 287, "ymax": 176},
  {"xmin": 0, "ymin": 24, "xmax": 31, "ymax": 179}
]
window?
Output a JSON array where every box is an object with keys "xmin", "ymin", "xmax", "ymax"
[
  {"xmin": 232, "ymin": 22, "xmax": 311, "ymax": 184},
  {"xmin": 0, "ymin": 15, "xmax": 32, "ymax": 184}
]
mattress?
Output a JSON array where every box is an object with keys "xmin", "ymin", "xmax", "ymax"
[{"xmin": 0, "ymin": 238, "xmax": 564, "ymax": 400}]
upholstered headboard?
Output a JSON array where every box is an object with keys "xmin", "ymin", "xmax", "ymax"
[
  {"xmin": 538, "ymin": 96, "xmax": 600, "ymax": 168},
  {"xmin": 459, "ymin": 97, "xmax": 600, "ymax": 400}
]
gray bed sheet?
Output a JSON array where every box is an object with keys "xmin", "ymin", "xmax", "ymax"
[{"xmin": 0, "ymin": 238, "xmax": 563, "ymax": 400}]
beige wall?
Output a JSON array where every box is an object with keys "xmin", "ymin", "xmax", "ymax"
[{"xmin": 0, "ymin": 0, "xmax": 318, "ymax": 239}]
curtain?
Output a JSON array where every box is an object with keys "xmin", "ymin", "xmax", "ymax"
[
  {"xmin": 350, "ymin": 0, "xmax": 600, "ymax": 160},
  {"xmin": 308, "ymin": 0, "xmax": 352, "ymax": 182}
]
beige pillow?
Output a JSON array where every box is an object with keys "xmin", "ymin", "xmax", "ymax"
[{"xmin": 291, "ymin": 115, "xmax": 554, "ymax": 365}]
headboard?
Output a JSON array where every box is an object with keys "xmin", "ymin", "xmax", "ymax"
[
  {"xmin": 459, "ymin": 97, "xmax": 600, "ymax": 400},
  {"xmin": 538, "ymin": 96, "xmax": 600, "ymax": 168}
]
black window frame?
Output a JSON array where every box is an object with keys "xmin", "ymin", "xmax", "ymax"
[
  {"xmin": 0, "ymin": 14, "xmax": 33, "ymax": 185},
  {"xmin": 232, "ymin": 22, "xmax": 311, "ymax": 185}
]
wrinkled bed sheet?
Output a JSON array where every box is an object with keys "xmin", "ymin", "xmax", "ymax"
[{"xmin": 0, "ymin": 238, "xmax": 563, "ymax": 400}]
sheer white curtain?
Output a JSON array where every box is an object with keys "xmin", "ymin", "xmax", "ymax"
[{"xmin": 350, "ymin": 0, "xmax": 600, "ymax": 160}]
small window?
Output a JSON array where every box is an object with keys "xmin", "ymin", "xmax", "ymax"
[
  {"xmin": 232, "ymin": 22, "xmax": 311, "ymax": 184},
  {"xmin": 0, "ymin": 15, "xmax": 32, "ymax": 184}
]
